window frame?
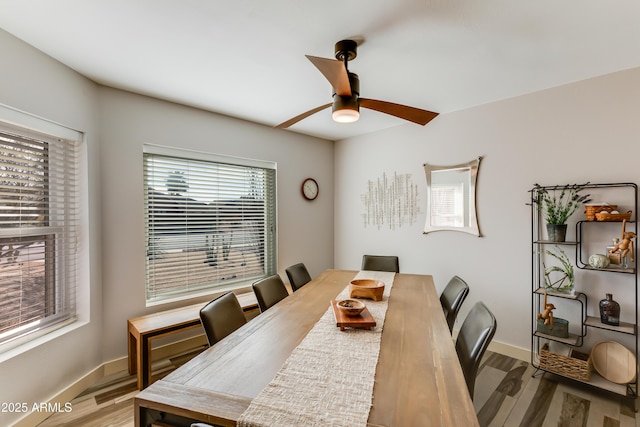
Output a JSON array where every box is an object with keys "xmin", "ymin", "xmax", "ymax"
[{"xmin": 0, "ymin": 114, "xmax": 82, "ymax": 352}]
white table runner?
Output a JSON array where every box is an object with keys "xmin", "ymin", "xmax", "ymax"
[{"xmin": 237, "ymin": 270, "xmax": 395, "ymax": 427}]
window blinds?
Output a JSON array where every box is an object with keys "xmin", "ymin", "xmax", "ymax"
[
  {"xmin": 143, "ymin": 146, "xmax": 277, "ymax": 304},
  {"xmin": 0, "ymin": 123, "xmax": 79, "ymax": 345}
]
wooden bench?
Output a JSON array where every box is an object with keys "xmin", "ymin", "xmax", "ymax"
[{"xmin": 128, "ymin": 292, "xmax": 258, "ymax": 390}]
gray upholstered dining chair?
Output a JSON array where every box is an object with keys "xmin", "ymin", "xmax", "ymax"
[
  {"xmin": 361, "ymin": 255, "xmax": 399, "ymax": 273},
  {"xmin": 455, "ymin": 301, "xmax": 497, "ymax": 399},
  {"xmin": 252, "ymin": 274, "xmax": 289, "ymax": 312},
  {"xmin": 285, "ymin": 262, "xmax": 312, "ymax": 292},
  {"xmin": 199, "ymin": 292, "xmax": 248, "ymax": 346},
  {"xmin": 440, "ymin": 275, "xmax": 470, "ymax": 334}
]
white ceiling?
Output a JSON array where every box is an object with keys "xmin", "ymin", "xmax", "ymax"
[{"xmin": 1, "ymin": 0, "xmax": 639, "ymax": 141}]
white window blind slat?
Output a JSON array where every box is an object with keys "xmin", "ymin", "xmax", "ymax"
[
  {"xmin": 143, "ymin": 145, "xmax": 277, "ymax": 304},
  {"xmin": 0, "ymin": 122, "xmax": 80, "ymax": 346}
]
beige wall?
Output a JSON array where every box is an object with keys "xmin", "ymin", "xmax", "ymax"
[
  {"xmin": 97, "ymin": 87, "xmax": 335, "ymax": 361},
  {"xmin": 0, "ymin": 29, "xmax": 102, "ymax": 426},
  {"xmin": 334, "ymin": 66, "xmax": 640, "ymax": 353}
]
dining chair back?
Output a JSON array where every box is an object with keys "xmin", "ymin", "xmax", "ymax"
[
  {"xmin": 455, "ymin": 301, "xmax": 497, "ymax": 399},
  {"xmin": 440, "ymin": 275, "xmax": 470, "ymax": 333},
  {"xmin": 252, "ymin": 274, "xmax": 289, "ymax": 312},
  {"xmin": 361, "ymin": 255, "xmax": 399, "ymax": 273},
  {"xmin": 199, "ymin": 292, "xmax": 248, "ymax": 346},
  {"xmin": 285, "ymin": 263, "xmax": 312, "ymax": 292}
]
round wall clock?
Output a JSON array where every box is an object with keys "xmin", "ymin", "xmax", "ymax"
[{"xmin": 301, "ymin": 178, "xmax": 319, "ymax": 201}]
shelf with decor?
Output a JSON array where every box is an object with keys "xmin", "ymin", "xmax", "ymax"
[
  {"xmin": 576, "ymin": 220, "xmax": 637, "ymax": 274},
  {"xmin": 532, "ymin": 287, "xmax": 586, "ymax": 346},
  {"xmin": 530, "ymin": 182, "xmax": 638, "ymax": 404},
  {"xmin": 584, "ymin": 316, "xmax": 636, "ymax": 335}
]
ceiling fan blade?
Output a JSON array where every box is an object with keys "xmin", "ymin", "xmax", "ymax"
[
  {"xmin": 305, "ymin": 55, "xmax": 352, "ymax": 96},
  {"xmin": 359, "ymin": 98, "xmax": 439, "ymax": 126},
  {"xmin": 275, "ymin": 103, "xmax": 332, "ymax": 129}
]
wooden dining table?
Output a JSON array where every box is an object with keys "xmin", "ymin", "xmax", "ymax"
[{"xmin": 134, "ymin": 269, "xmax": 479, "ymax": 427}]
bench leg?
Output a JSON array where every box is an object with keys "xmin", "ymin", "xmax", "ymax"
[
  {"xmin": 128, "ymin": 328, "xmax": 137, "ymax": 375},
  {"xmin": 131, "ymin": 331, "xmax": 152, "ymax": 390},
  {"xmin": 140, "ymin": 334, "xmax": 153, "ymax": 390}
]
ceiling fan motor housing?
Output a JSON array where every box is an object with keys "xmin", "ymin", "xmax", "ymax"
[{"xmin": 332, "ymin": 72, "xmax": 360, "ymax": 117}]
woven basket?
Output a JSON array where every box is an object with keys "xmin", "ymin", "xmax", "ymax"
[
  {"xmin": 585, "ymin": 204, "xmax": 617, "ymax": 221},
  {"xmin": 595, "ymin": 211, "xmax": 632, "ymax": 222},
  {"xmin": 539, "ymin": 343, "xmax": 592, "ymax": 381}
]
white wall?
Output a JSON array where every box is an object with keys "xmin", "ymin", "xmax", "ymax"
[
  {"xmin": 334, "ymin": 67, "xmax": 640, "ymax": 353},
  {"xmin": 0, "ymin": 29, "xmax": 102, "ymax": 426},
  {"xmin": 97, "ymin": 88, "xmax": 335, "ymax": 360}
]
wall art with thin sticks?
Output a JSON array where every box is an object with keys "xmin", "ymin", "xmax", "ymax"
[{"xmin": 361, "ymin": 172, "xmax": 421, "ymax": 230}]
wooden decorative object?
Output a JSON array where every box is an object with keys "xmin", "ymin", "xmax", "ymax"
[
  {"xmin": 536, "ymin": 291, "xmax": 556, "ymax": 329},
  {"xmin": 591, "ymin": 341, "xmax": 636, "ymax": 384},
  {"xmin": 349, "ymin": 279, "xmax": 385, "ymax": 301},
  {"xmin": 607, "ymin": 218, "xmax": 636, "ymax": 262},
  {"xmin": 331, "ymin": 300, "xmax": 376, "ymax": 331},
  {"xmin": 539, "ymin": 343, "xmax": 592, "ymax": 381}
]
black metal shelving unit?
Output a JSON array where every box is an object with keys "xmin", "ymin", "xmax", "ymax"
[{"xmin": 530, "ymin": 182, "xmax": 638, "ymax": 407}]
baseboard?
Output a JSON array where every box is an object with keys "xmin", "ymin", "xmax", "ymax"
[
  {"xmin": 11, "ymin": 334, "xmax": 208, "ymax": 427},
  {"xmin": 451, "ymin": 327, "xmax": 530, "ymax": 363},
  {"xmin": 489, "ymin": 339, "xmax": 530, "ymax": 362},
  {"xmin": 102, "ymin": 333, "xmax": 208, "ymax": 377},
  {"xmin": 12, "ymin": 364, "xmax": 105, "ymax": 427}
]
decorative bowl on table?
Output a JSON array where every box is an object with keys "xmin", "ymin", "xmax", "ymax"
[
  {"xmin": 349, "ymin": 279, "xmax": 385, "ymax": 301},
  {"xmin": 336, "ymin": 299, "xmax": 366, "ymax": 317}
]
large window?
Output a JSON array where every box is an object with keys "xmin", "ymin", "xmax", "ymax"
[
  {"xmin": 0, "ymin": 121, "xmax": 80, "ymax": 347},
  {"xmin": 143, "ymin": 145, "xmax": 277, "ymax": 304}
]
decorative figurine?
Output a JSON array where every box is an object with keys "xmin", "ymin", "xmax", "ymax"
[
  {"xmin": 537, "ymin": 291, "xmax": 556, "ymax": 329},
  {"xmin": 608, "ymin": 219, "xmax": 636, "ymax": 264}
]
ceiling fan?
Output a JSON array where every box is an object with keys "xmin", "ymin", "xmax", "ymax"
[{"xmin": 276, "ymin": 39, "xmax": 439, "ymax": 129}]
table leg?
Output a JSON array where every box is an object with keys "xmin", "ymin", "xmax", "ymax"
[{"xmin": 134, "ymin": 399, "xmax": 141, "ymax": 427}]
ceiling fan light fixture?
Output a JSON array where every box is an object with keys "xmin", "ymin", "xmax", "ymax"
[
  {"xmin": 332, "ymin": 95, "xmax": 360, "ymax": 123},
  {"xmin": 332, "ymin": 108, "xmax": 360, "ymax": 123}
]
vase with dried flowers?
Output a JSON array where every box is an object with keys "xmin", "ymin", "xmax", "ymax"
[{"xmin": 533, "ymin": 183, "xmax": 591, "ymax": 242}]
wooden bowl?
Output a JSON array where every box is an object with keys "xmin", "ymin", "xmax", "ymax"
[
  {"xmin": 336, "ymin": 299, "xmax": 366, "ymax": 317},
  {"xmin": 349, "ymin": 279, "xmax": 385, "ymax": 301},
  {"xmin": 591, "ymin": 341, "xmax": 636, "ymax": 384}
]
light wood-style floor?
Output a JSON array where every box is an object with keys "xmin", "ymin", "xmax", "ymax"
[
  {"xmin": 37, "ymin": 347, "xmax": 207, "ymax": 427},
  {"xmin": 38, "ymin": 349, "xmax": 640, "ymax": 427}
]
